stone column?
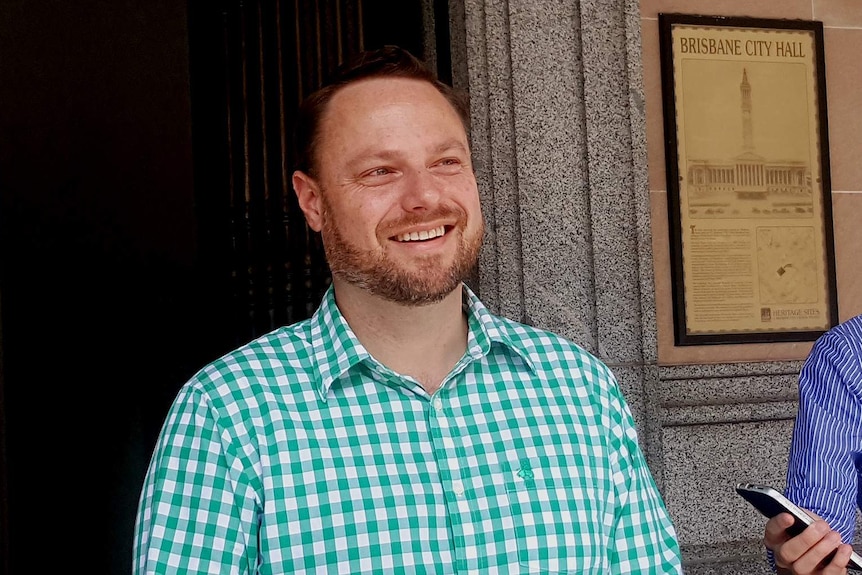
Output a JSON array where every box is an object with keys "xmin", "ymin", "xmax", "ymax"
[{"xmin": 455, "ymin": 0, "xmax": 657, "ymax": 448}]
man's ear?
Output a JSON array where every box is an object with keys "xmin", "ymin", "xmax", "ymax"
[{"xmin": 292, "ymin": 170, "xmax": 324, "ymax": 232}]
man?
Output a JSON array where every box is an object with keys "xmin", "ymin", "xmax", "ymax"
[
  {"xmin": 134, "ymin": 46, "xmax": 682, "ymax": 573},
  {"xmin": 765, "ymin": 314, "xmax": 862, "ymax": 574}
]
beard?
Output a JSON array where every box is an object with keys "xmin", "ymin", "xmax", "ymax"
[{"xmin": 320, "ymin": 200, "xmax": 483, "ymax": 306}]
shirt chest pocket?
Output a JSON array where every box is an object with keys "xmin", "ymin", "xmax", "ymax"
[{"xmin": 504, "ymin": 460, "xmax": 607, "ymax": 574}]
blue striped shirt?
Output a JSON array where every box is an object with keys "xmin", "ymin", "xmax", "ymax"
[{"xmin": 785, "ymin": 314, "xmax": 862, "ymax": 542}]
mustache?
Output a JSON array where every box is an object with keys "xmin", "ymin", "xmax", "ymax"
[{"xmin": 379, "ymin": 205, "xmax": 466, "ymax": 236}]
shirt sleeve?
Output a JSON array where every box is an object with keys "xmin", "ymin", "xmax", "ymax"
[
  {"xmin": 606, "ymin": 376, "xmax": 684, "ymax": 574},
  {"xmin": 133, "ymin": 384, "xmax": 262, "ymax": 574},
  {"xmin": 784, "ymin": 327, "xmax": 862, "ymax": 543}
]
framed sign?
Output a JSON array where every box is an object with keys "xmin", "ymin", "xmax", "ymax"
[{"xmin": 658, "ymin": 14, "xmax": 838, "ymax": 345}]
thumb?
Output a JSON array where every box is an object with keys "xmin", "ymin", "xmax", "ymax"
[{"xmin": 765, "ymin": 513, "xmax": 797, "ymax": 545}]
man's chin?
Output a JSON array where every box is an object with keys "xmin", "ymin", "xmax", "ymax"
[
  {"xmin": 377, "ymin": 277, "xmax": 463, "ymax": 306},
  {"xmin": 333, "ymin": 270, "xmax": 462, "ymax": 306}
]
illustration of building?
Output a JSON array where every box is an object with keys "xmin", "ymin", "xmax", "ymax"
[{"xmin": 686, "ymin": 68, "xmax": 812, "ymax": 207}]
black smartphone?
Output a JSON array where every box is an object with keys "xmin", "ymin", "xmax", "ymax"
[{"xmin": 735, "ymin": 482, "xmax": 862, "ymax": 571}]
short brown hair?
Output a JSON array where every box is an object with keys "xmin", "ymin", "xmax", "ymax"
[{"xmin": 293, "ymin": 45, "xmax": 469, "ymax": 176}]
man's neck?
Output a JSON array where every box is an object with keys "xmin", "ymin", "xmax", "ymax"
[{"xmin": 332, "ymin": 281, "xmax": 469, "ymax": 395}]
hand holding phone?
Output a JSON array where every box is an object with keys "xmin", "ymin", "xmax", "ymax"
[{"xmin": 735, "ymin": 482, "xmax": 862, "ymax": 571}]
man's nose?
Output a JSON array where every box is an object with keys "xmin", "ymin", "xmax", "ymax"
[{"xmin": 400, "ymin": 169, "xmax": 441, "ymax": 211}]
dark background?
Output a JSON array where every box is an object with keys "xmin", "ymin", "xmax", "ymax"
[{"xmin": 0, "ymin": 1, "xmax": 433, "ymax": 572}]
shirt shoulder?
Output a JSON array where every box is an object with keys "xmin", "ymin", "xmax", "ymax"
[
  {"xmin": 463, "ymin": 286, "xmax": 612, "ymax": 378},
  {"xmin": 486, "ymin": 312, "xmax": 619, "ymax": 395},
  {"xmin": 801, "ymin": 314, "xmax": 862, "ymax": 396},
  {"xmin": 186, "ymin": 285, "xmax": 363, "ymax": 406},
  {"xmin": 826, "ymin": 314, "xmax": 862, "ymax": 354},
  {"xmin": 187, "ymin": 317, "xmax": 319, "ymax": 408},
  {"xmin": 806, "ymin": 315, "xmax": 862, "ymax": 373}
]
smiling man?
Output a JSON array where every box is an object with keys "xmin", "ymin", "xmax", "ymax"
[{"xmin": 133, "ymin": 46, "xmax": 683, "ymax": 574}]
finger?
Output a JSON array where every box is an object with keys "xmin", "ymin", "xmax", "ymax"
[
  {"xmin": 765, "ymin": 513, "xmax": 800, "ymax": 548},
  {"xmin": 807, "ymin": 509, "xmax": 824, "ymax": 522},
  {"xmin": 789, "ymin": 530, "xmax": 843, "ymax": 574},
  {"xmin": 823, "ymin": 544, "xmax": 853, "ymax": 574},
  {"xmin": 773, "ymin": 521, "xmax": 831, "ymax": 567}
]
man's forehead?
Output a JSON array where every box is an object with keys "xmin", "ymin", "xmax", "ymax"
[
  {"xmin": 333, "ymin": 75, "xmax": 431, "ymax": 97},
  {"xmin": 325, "ymin": 77, "xmax": 460, "ymax": 121},
  {"xmin": 319, "ymin": 79, "xmax": 465, "ymax": 139}
]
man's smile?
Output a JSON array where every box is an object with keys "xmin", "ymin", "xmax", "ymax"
[{"xmin": 394, "ymin": 224, "xmax": 447, "ymax": 242}]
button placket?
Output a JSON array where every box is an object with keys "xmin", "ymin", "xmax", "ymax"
[
  {"xmin": 430, "ymin": 395, "xmax": 465, "ymax": 485},
  {"xmin": 428, "ymin": 391, "xmax": 476, "ymax": 570}
]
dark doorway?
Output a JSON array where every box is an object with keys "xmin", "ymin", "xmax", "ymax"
[
  {"xmin": 187, "ymin": 0, "xmax": 449, "ymax": 351},
  {"xmin": 0, "ymin": 1, "xmax": 451, "ymax": 574}
]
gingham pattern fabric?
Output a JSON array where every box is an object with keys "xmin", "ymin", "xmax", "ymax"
[{"xmin": 134, "ymin": 284, "xmax": 682, "ymax": 574}]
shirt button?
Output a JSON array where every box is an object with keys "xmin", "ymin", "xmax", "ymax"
[
  {"xmin": 453, "ymin": 481, "xmax": 465, "ymax": 496},
  {"xmin": 433, "ymin": 398, "xmax": 443, "ymax": 411}
]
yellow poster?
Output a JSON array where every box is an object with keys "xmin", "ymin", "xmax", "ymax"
[{"xmin": 659, "ymin": 15, "xmax": 837, "ymax": 344}]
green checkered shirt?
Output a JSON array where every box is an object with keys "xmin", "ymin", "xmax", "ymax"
[{"xmin": 134, "ymin": 285, "xmax": 682, "ymax": 574}]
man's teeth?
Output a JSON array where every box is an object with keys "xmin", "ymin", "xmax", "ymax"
[{"xmin": 397, "ymin": 225, "xmax": 445, "ymax": 242}]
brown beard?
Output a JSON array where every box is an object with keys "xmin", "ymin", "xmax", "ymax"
[{"xmin": 320, "ymin": 199, "xmax": 483, "ymax": 305}]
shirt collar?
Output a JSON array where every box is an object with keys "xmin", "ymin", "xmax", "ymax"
[
  {"xmin": 309, "ymin": 285, "xmax": 371, "ymax": 400},
  {"xmin": 310, "ymin": 283, "xmax": 536, "ymax": 400},
  {"xmin": 461, "ymin": 284, "xmax": 536, "ymax": 372}
]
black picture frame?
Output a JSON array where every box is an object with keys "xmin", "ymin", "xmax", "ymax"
[{"xmin": 658, "ymin": 13, "xmax": 838, "ymax": 345}]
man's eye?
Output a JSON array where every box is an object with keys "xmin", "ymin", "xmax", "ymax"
[
  {"xmin": 357, "ymin": 167, "xmax": 397, "ymax": 186},
  {"xmin": 434, "ymin": 158, "xmax": 463, "ymax": 172}
]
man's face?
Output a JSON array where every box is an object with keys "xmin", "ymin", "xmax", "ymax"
[{"xmin": 296, "ymin": 77, "xmax": 484, "ymax": 305}]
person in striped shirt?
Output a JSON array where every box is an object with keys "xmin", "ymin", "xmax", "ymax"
[
  {"xmin": 765, "ymin": 314, "xmax": 862, "ymax": 574},
  {"xmin": 133, "ymin": 45, "xmax": 682, "ymax": 574}
]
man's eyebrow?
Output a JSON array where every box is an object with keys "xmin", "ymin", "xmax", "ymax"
[
  {"xmin": 343, "ymin": 149, "xmax": 403, "ymax": 172},
  {"xmin": 431, "ymin": 139, "xmax": 470, "ymax": 155},
  {"xmin": 343, "ymin": 140, "xmax": 470, "ymax": 172}
]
